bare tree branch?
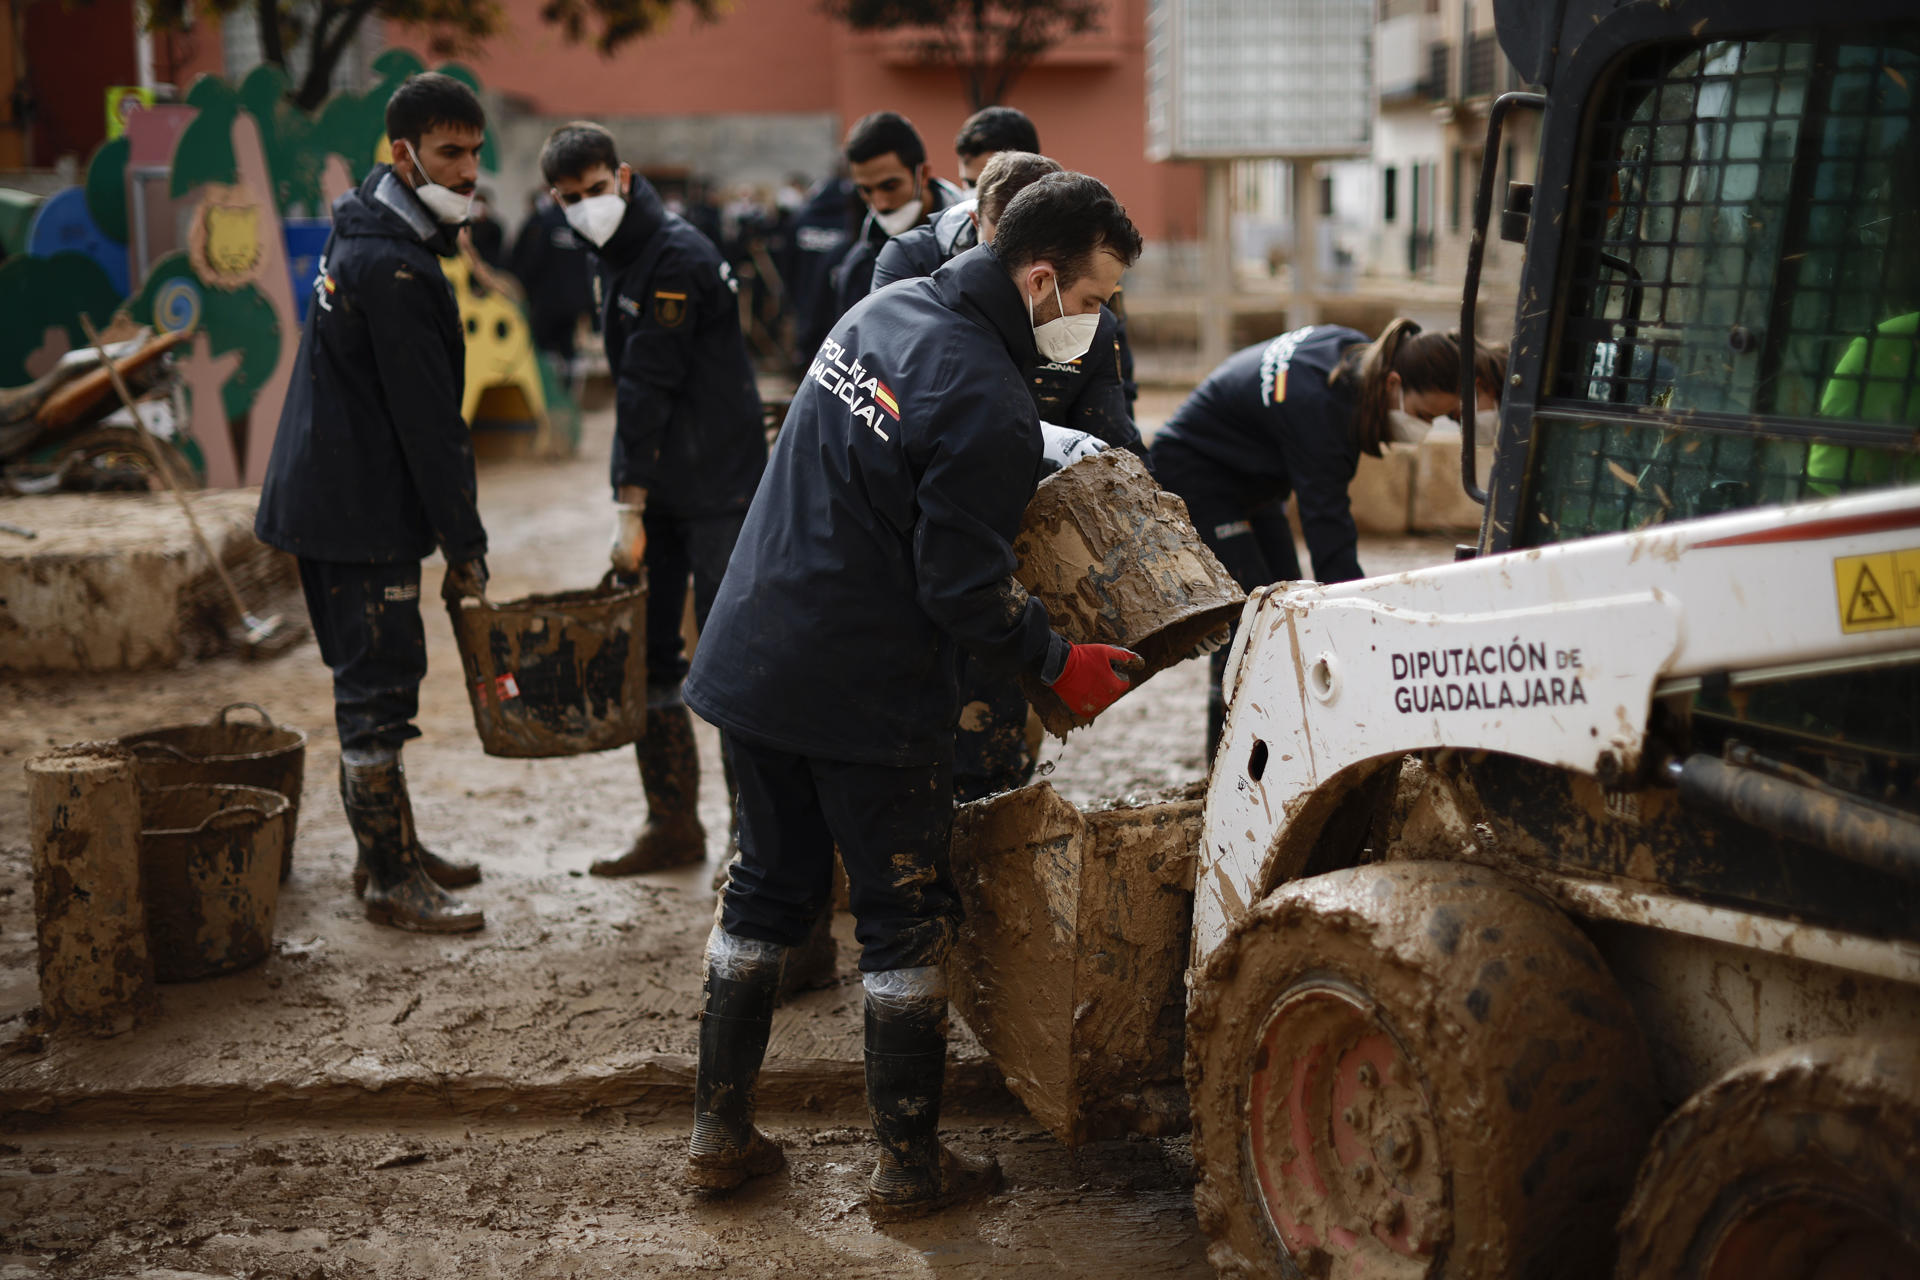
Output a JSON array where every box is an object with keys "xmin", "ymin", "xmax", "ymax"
[{"xmin": 822, "ymin": 0, "xmax": 1101, "ymax": 111}]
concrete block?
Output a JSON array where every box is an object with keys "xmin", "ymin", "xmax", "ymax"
[
  {"xmin": 1350, "ymin": 446, "xmax": 1415, "ymax": 535},
  {"xmin": 1412, "ymin": 433, "xmax": 1498, "ymax": 533},
  {"xmin": 0, "ymin": 490, "xmax": 296, "ymax": 673}
]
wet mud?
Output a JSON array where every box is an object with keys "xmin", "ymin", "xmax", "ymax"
[
  {"xmin": 1013, "ymin": 450, "xmax": 1244, "ymax": 736},
  {"xmin": 24, "ymin": 743, "xmax": 156, "ymax": 1035},
  {"xmin": 120, "ymin": 703, "xmax": 308, "ymax": 882},
  {"xmin": 949, "ymin": 782, "xmax": 1201, "ymax": 1146},
  {"xmin": 0, "ymin": 401, "xmax": 1459, "ymax": 1275},
  {"xmin": 447, "ymin": 577, "xmax": 650, "ymax": 759},
  {"xmin": 136, "ymin": 784, "xmax": 288, "ymax": 983},
  {"xmin": 0, "ymin": 1118, "xmax": 1210, "ymax": 1279}
]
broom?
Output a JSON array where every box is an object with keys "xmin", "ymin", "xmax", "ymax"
[{"xmin": 80, "ymin": 315, "xmax": 303, "ymax": 658}]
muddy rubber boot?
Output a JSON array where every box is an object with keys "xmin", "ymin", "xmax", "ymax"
[
  {"xmin": 340, "ymin": 751, "xmax": 484, "ymax": 934},
  {"xmin": 863, "ymin": 967, "xmax": 1002, "ymax": 1221},
  {"xmin": 592, "ymin": 699, "xmax": 707, "ymax": 876},
  {"xmin": 353, "ymin": 845, "xmax": 480, "ymax": 898},
  {"xmin": 686, "ymin": 927, "xmax": 788, "ymax": 1191}
]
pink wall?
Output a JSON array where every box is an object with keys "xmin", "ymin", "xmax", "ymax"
[{"xmin": 400, "ymin": 0, "xmax": 1202, "ymax": 243}]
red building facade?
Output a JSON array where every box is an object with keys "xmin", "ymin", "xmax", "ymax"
[{"xmin": 396, "ymin": 0, "xmax": 1203, "ymax": 245}]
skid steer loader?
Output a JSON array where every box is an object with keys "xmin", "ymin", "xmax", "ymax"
[
  {"xmin": 950, "ymin": 2, "xmax": 1920, "ymax": 1277},
  {"xmin": 1189, "ymin": 3, "xmax": 1920, "ymax": 1276}
]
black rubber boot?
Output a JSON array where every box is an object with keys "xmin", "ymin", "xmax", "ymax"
[
  {"xmin": 340, "ymin": 754, "xmax": 484, "ymax": 934},
  {"xmin": 593, "ymin": 701, "xmax": 707, "ymax": 876},
  {"xmin": 863, "ymin": 969, "xmax": 1001, "ymax": 1220},
  {"xmin": 686, "ymin": 928, "xmax": 788, "ymax": 1191},
  {"xmin": 352, "ymin": 845, "xmax": 479, "ymax": 897}
]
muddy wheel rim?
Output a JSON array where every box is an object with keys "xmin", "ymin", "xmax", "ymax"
[
  {"xmin": 1700, "ymin": 1188, "xmax": 1920, "ymax": 1280},
  {"xmin": 1245, "ymin": 977, "xmax": 1448, "ymax": 1277}
]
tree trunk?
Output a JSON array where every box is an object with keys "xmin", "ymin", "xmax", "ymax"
[
  {"xmin": 966, "ymin": 0, "xmax": 990, "ymax": 110},
  {"xmin": 256, "ymin": 0, "xmax": 286, "ymax": 70},
  {"xmin": 28, "ymin": 743, "xmax": 157, "ymax": 1036},
  {"xmin": 293, "ymin": 0, "xmax": 378, "ymax": 110}
]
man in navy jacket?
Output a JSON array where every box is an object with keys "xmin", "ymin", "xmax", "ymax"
[
  {"xmin": 681, "ymin": 173, "xmax": 1144, "ymax": 1216},
  {"xmin": 540, "ymin": 122, "xmax": 768, "ymax": 878},
  {"xmin": 830, "ymin": 112, "xmax": 966, "ymax": 325},
  {"xmin": 256, "ymin": 73, "xmax": 490, "ymax": 935},
  {"xmin": 869, "ymin": 149, "xmax": 1139, "ymax": 803}
]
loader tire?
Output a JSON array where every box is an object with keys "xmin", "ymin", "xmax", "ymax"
[
  {"xmin": 1615, "ymin": 1037, "xmax": 1920, "ymax": 1280},
  {"xmin": 1186, "ymin": 861, "xmax": 1655, "ymax": 1279}
]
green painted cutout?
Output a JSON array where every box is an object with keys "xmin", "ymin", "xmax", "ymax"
[
  {"xmin": 85, "ymin": 137, "xmax": 131, "ymax": 245},
  {"xmin": 0, "ymin": 252, "xmax": 122, "ymax": 385},
  {"xmin": 125, "ymin": 251, "xmax": 281, "ymax": 421}
]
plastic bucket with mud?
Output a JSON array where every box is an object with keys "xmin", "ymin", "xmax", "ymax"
[
  {"xmin": 139, "ymin": 783, "xmax": 288, "ymax": 982},
  {"xmin": 121, "ymin": 703, "xmax": 307, "ymax": 883},
  {"xmin": 1013, "ymin": 449, "xmax": 1246, "ymax": 735},
  {"xmin": 447, "ymin": 572, "xmax": 649, "ymax": 758}
]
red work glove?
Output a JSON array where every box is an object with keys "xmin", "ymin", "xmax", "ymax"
[{"xmin": 1048, "ymin": 643, "xmax": 1143, "ymax": 719}]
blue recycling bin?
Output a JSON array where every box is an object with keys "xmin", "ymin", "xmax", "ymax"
[{"xmin": 283, "ymin": 219, "xmax": 331, "ymax": 322}]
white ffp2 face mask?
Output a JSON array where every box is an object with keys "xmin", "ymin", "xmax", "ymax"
[
  {"xmin": 1031, "ymin": 278, "xmax": 1100, "ymax": 364},
  {"xmin": 1387, "ymin": 386, "xmax": 1433, "ymax": 444},
  {"xmin": 565, "ymin": 193, "xmax": 627, "ymax": 248},
  {"xmin": 874, "ymin": 194, "xmax": 924, "ymax": 238},
  {"xmin": 401, "ymin": 143, "xmax": 475, "ymax": 225}
]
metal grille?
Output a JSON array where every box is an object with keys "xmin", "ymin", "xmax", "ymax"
[
  {"xmin": 1467, "ymin": 32, "xmax": 1499, "ymax": 98},
  {"xmin": 1428, "ymin": 40, "xmax": 1451, "ymax": 100},
  {"xmin": 1530, "ymin": 27, "xmax": 1920, "ymax": 544},
  {"xmin": 1522, "ymin": 413, "xmax": 1882, "ymax": 542}
]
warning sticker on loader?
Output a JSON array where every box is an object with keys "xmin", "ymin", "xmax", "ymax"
[{"xmin": 1834, "ymin": 549, "xmax": 1920, "ymax": 633}]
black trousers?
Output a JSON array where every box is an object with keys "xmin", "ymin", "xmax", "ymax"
[
  {"xmin": 1148, "ymin": 440, "xmax": 1303, "ymax": 756},
  {"xmin": 951, "ymin": 654, "xmax": 1034, "ymax": 804},
  {"xmin": 645, "ymin": 509, "xmax": 745, "ymax": 689},
  {"xmin": 298, "ymin": 558, "xmax": 429, "ymax": 753},
  {"xmin": 720, "ymin": 736, "xmax": 960, "ymax": 973}
]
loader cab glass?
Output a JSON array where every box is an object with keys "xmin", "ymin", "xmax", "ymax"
[{"xmin": 1523, "ymin": 28, "xmax": 1920, "ymax": 548}]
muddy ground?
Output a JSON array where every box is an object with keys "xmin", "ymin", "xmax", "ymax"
[{"xmin": 0, "ymin": 395, "xmax": 1454, "ymax": 1276}]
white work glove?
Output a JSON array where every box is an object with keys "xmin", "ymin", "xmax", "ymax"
[
  {"xmin": 609, "ymin": 492, "xmax": 647, "ymax": 576},
  {"xmin": 1194, "ymin": 624, "xmax": 1233, "ymax": 656},
  {"xmin": 1039, "ymin": 421, "xmax": 1108, "ymax": 475}
]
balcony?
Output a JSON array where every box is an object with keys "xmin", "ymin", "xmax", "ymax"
[
  {"xmin": 1427, "ymin": 40, "xmax": 1451, "ymax": 102},
  {"xmin": 1376, "ymin": 13, "xmax": 1434, "ymax": 104},
  {"xmin": 1466, "ymin": 31, "xmax": 1499, "ymax": 99}
]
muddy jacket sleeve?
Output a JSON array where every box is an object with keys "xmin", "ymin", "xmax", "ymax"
[
  {"xmin": 1066, "ymin": 309, "xmax": 1142, "ymax": 455},
  {"xmin": 611, "ymin": 259, "xmax": 701, "ymax": 493},
  {"xmin": 364, "ymin": 261, "xmax": 488, "ymax": 562},
  {"xmin": 910, "ymin": 378, "xmax": 1063, "ymax": 679},
  {"xmin": 1272, "ymin": 393, "xmax": 1363, "ymax": 583}
]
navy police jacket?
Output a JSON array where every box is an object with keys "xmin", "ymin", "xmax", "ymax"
[
  {"xmin": 685, "ymin": 244, "xmax": 1068, "ymax": 766},
  {"xmin": 870, "ymin": 202, "xmax": 1140, "ymax": 455},
  {"xmin": 596, "ymin": 175, "xmax": 766, "ymax": 515},
  {"xmin": 1152, "ymin": 325, "xmax": 1370, "ymax": 583},
  {"xmin": 255, "ymin": 166, "xmax": 485, "ymax": 564}
]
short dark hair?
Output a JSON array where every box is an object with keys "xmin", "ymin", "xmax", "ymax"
[
  {"xmin": 974, "ymin": 152, "xmax": 1062, "ymax": 226},
  {"xmin": 540, "ymin": 122, "xmax": 620, "ymax": 185},
  {"xmin": 844, "ymin": 111, "xmax": 925, "ymax": 169},
  {"xmin": 955, "ymin": 106, "xmax": 1040, "ymax": 161},
  {"xmin": 385, "ymin": 73, "xmax": 485, "ymax": 148},
  {"xmin": 992, "ymin": 171, "xmax": 1143, "ymax": 284}
]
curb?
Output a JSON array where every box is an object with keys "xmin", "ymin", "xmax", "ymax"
[{"xmin": 0, "ymin": 1053, "xmax": 1016, "ymax": 1130}]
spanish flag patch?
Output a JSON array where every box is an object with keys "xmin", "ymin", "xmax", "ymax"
[{"xmin": 872, "ymin": 381, "xmax": 901, "ymax": 420}]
